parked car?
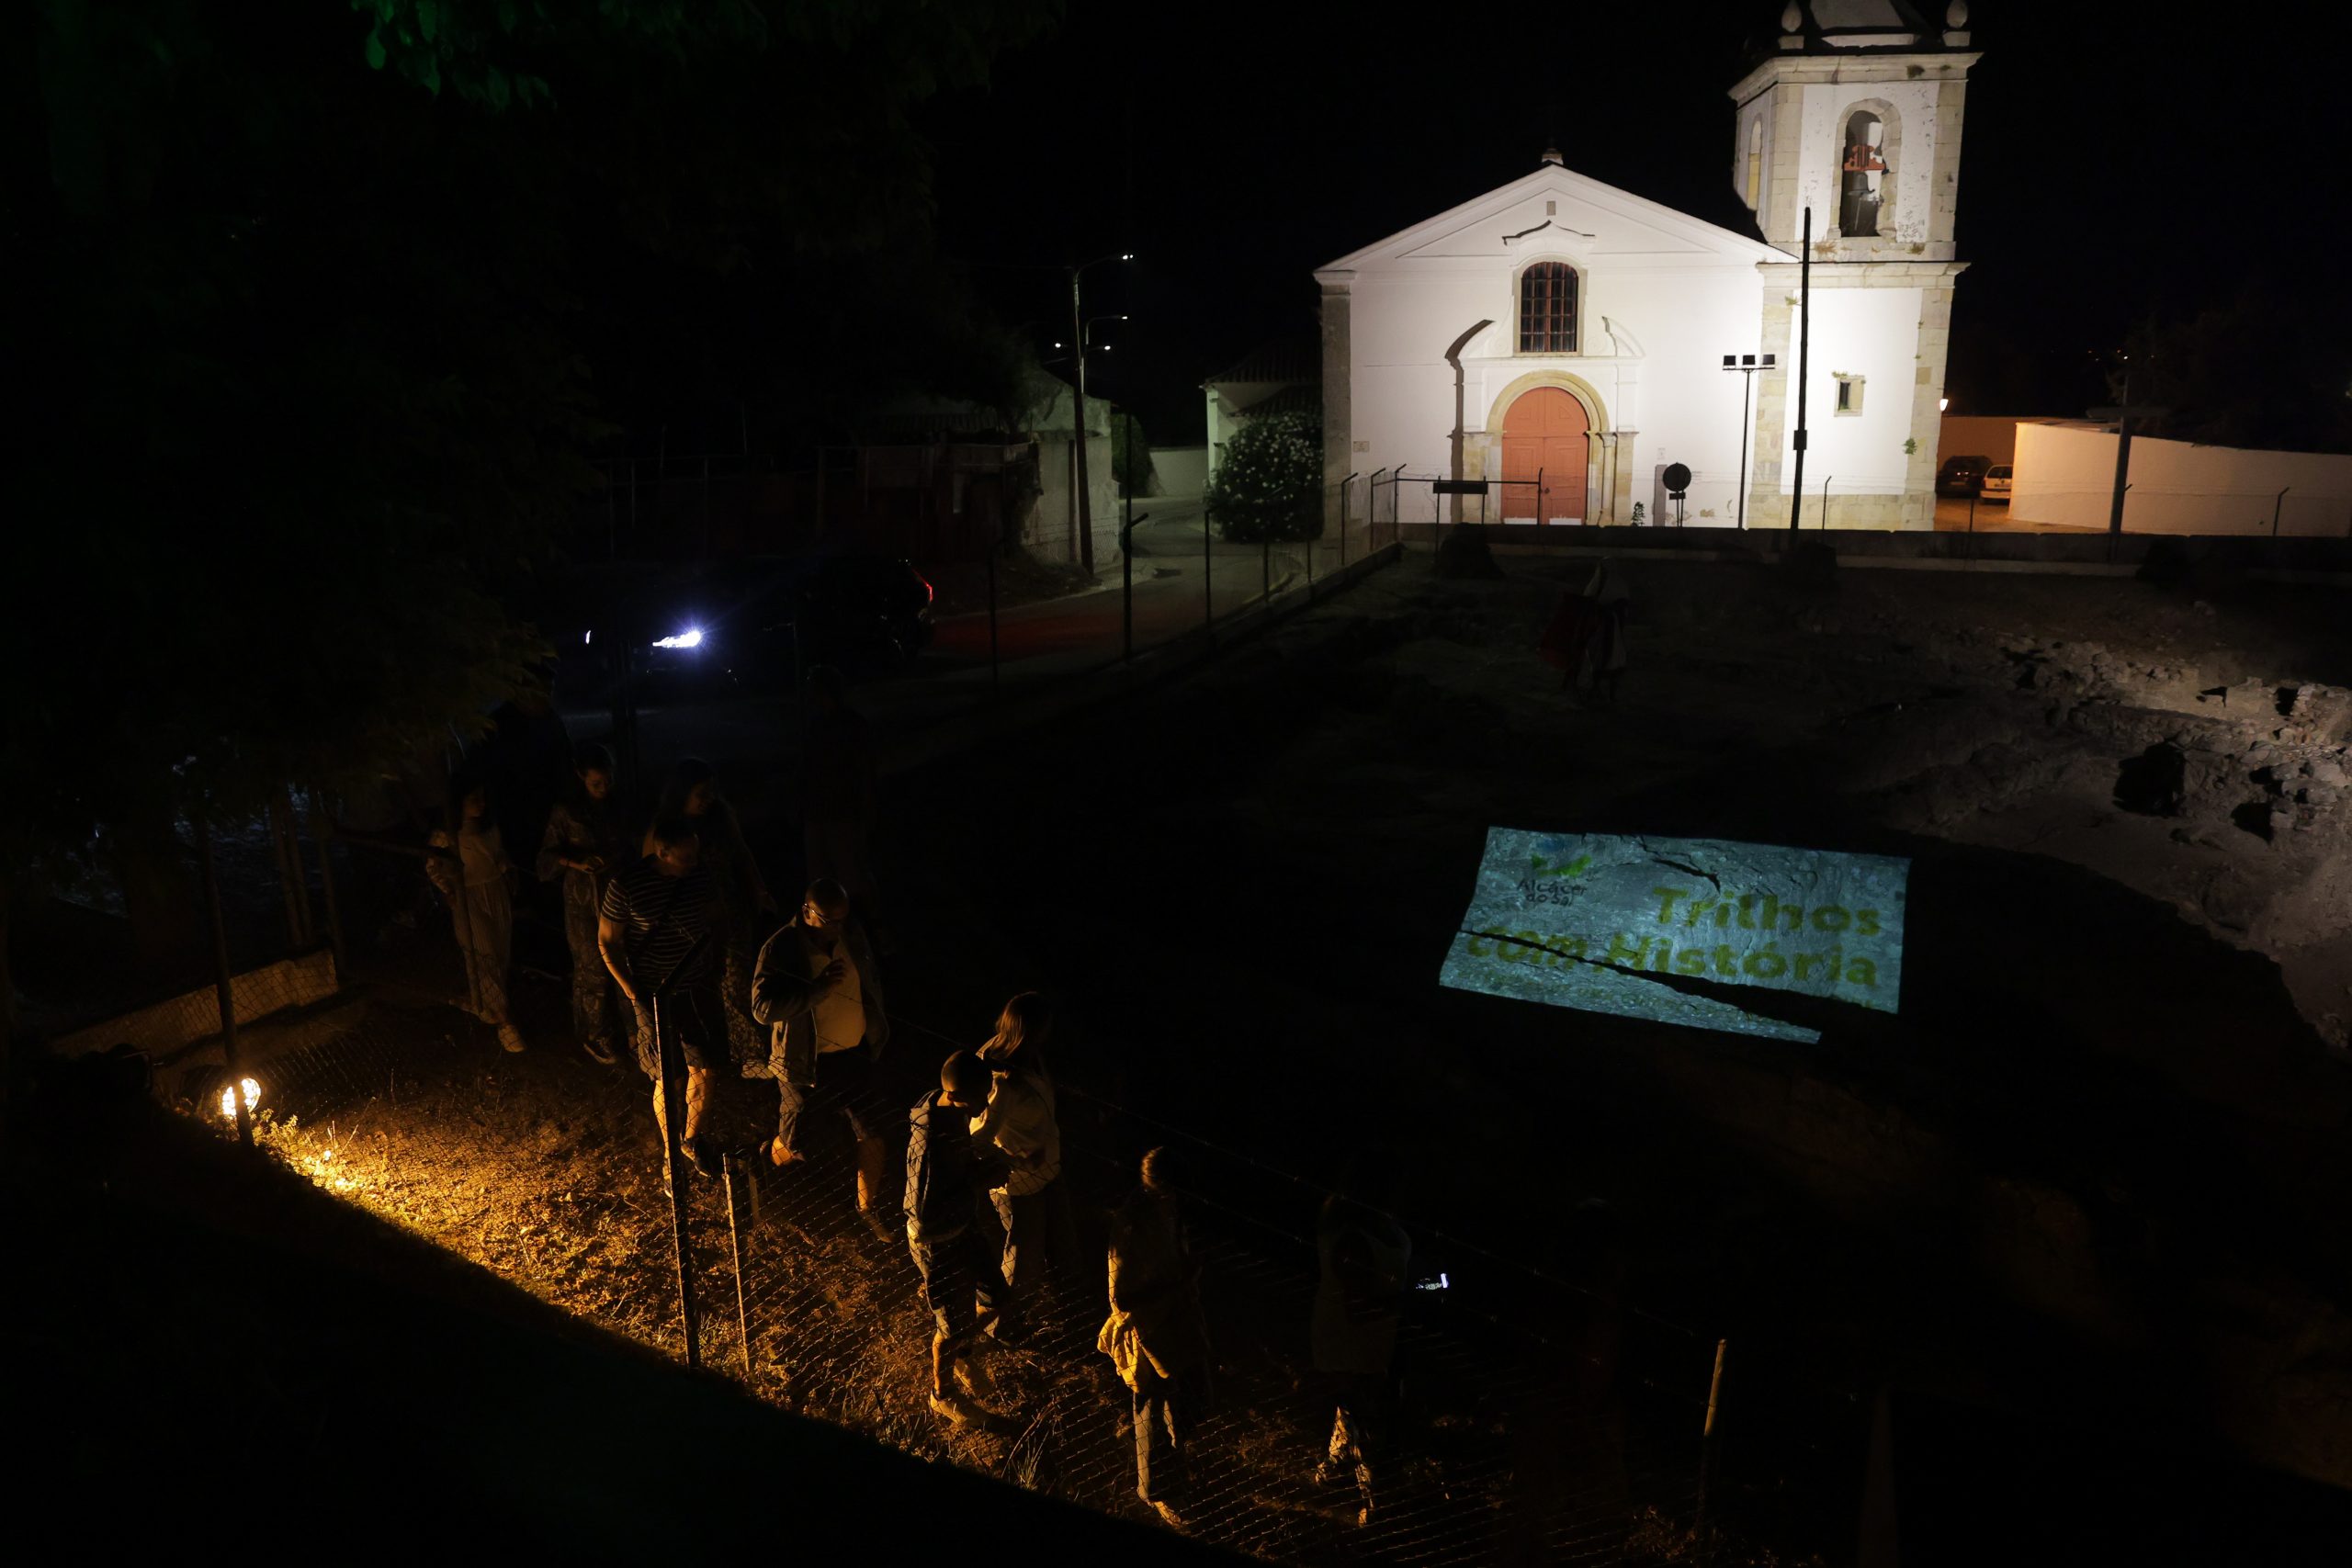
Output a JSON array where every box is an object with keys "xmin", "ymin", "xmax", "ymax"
[
  {"xmin": 1936, "ymin": 455, "xmax": 1994, "ymax": 497},
  {"xmin": 549, "ymin": 553, "xmax": 934, "ymax": 705},
  {"xmin": 1980, "ymin": 464, "xmax": 2013, "ymax": 502}
]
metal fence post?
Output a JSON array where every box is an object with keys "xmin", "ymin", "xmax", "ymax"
[
  {"xmin": 2272, "ymin": 486, "xmax": 2290, "ymax": 537},
  {"xmin": 1262, "ymin": 530, "xmax": 1271, "ymax": 607},
  {"xmin": 1696, "ymin": 1337, "xmax": 1729, "ymax": 1526},
  {"xmin": 308, "ymin": 786, "xmax": 347, "ymax": 982},
  {"xmin": 724, "ymin": 1151, "xmax": 754, "ymax": 1378},
  {"xmin": 650, "ymin": 970, "xmax": 702, "ymax": 1370},
  {"xmin": 197, "ymin": 814, "xmax": 254, "ymax": 1147},
  {"xmin": 1204, "ymin": 495, "xmax": 1214, "ymax": 630},
  {"xmin": 1340, "ymin": 473, "xmax": 1351, "ymax": 570}
]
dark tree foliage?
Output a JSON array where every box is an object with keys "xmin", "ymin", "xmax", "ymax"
[
  {"xmin": 2117, "ymin": 278, "xmax": 2352, "ymax": 456},
  {"xmin": 7, "ymin": 0, "xmax": 1055, "ymax": 1021}
]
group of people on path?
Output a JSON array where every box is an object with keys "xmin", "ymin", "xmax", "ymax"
[{"xmin": 413, "ymin": 670, "xmax": 1424, "ymax": 1535}]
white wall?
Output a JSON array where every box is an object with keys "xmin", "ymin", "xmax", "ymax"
[
  {"xmin": 1788, "ymin": 286, "xmax": 1920, "ymax": 493},
  {"xmin": 1152, "ymin": 444, "xmax": 1207, "ymax": 499},
  {"xmin": 1030, "ymin": 432, "xmax": 1123, "ymax": 564},
  {"xmin": 2011, "ymin": 423, "xmax": 2352, "ymax": 536}
]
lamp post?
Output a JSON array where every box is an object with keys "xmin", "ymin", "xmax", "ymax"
[
  {"xmin": 1068, "ymin": 254, "xmax": 1136, "ymax": 572},
  {"xmin": 1721, "ymin": 352, "xmax": 1777, "ymax": 531}
]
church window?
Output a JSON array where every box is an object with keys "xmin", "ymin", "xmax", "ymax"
[
  {"xmin": 1518, "ymin": 263, "xmax": 1578, "ymax": 354},
  {"xmin": 1834, "ymin": 374, "xmax": 1864, "ymax": 415},
  {"xmin": 1745, "ymin": 118, "xmax": 1764, "ymax": 212},
  {"xmin": 1838, "ymin": 110, "xmax": 1887, "ymax": 237}
]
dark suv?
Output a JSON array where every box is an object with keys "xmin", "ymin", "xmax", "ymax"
[
  {"xmin": 1936, "ymin": 455, "xmax": 1994, "ymax": 497},
  {"xmin": 552, "ymin": 553, "xmax": 934, "ymax": 703}
]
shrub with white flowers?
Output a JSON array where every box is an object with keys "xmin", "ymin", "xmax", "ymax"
[{"xmin": 1205, "ymin": 406, "xmax": 1324, "ymax": 542}]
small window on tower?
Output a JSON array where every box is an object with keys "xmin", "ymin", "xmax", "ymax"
[
  {"xmin": 1834, "ymin": 374, "xmax": 1864, "ymax": 415},
  {"xmin": 1518, "ymin": 263, "xmax": 1578, "ymax": 354},
  {"xmin": 1839, "ymin": 110, "xmax": 1886, "ymax": 237},
  {"xmin": 1745, "ymin": 118, "xmax": 1764, "ymax": 211}
]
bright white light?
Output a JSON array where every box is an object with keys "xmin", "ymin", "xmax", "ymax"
[
  {"xmin": 583, "ymin": 628, "xmax": 592, "ymax": 646},
  {"xmin": 219, "ymin": 1077, "xmax": 259, "ymax": 1122},
  {"xmin": 1120, "ymin": 253, "xmax": 1135, "ymax": 261},
  {"xmin": 1939, "ymin": 397, "xmax": 1951, "ymax": 412},
  {"xmin": 653, "ymin": 627, "xmax": 703, "ymax": 649}
]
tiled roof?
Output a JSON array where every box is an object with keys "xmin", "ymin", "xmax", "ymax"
[{"xmin": 1206, "ymin": 338, "xmax": 1318, "ymax": 388}]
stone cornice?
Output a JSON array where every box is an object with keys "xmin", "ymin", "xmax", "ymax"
[
  {"xmin": 1753, "ymin": 259, "xmax": 1968, "ymax": 285},
  {"xmin": 1728, "ymin": 51, "xmax": 1980, "ymax": 102}
]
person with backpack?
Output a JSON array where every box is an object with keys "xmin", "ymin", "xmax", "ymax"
[
  {"xmin": 905, "ymin": 1051, "xmax": 1017, "ymax": 1424},
  {"xmin": 970, "ymin": 992, "xmax": 1080, "ymax": 1312}
]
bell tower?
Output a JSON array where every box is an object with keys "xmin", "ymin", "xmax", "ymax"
[{"xmin": 1727, "ymin": 2, "xmax": 1980, "ymax": 261}]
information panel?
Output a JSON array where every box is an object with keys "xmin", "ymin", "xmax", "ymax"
[{"xmin": 1439, "ymin": 829, "xmax": 1910, "ymax": 1043}]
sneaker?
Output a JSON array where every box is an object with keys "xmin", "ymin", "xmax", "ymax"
[
  {"xmin": 496, "ymin": 1023, "xmax": 527, "ymax": 1054},
  {"xmin": 1148, "ymin": 1500, "xmax": 1188, "ymax": 1530},
  {"xmin": 928, "ymin": 1391, "xmax": 977, "ymax": 1426},
  {"xmin": 682, "ymin": 1137, "xmax": 722, "ymax": 1179},
  {"xmin": 582, "ymin": 1036, "xmax": 618, "ymax": 1066}
]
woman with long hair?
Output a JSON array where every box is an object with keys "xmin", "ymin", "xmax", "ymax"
[
  {"xmin": 426, "ymin": 773, "xmax": 526, "ymax": 1054},
  {"xmin": 646, "ymin": 757, "xmax": 775, "ymax": 1070},
  {"xmin": 971, "ymin": 991, "xmax": 1081, "ymax": 1312}
]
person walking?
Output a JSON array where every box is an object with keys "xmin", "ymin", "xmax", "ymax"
[
  {"xmin": 970, "ymin": 992, "xmax": 1080, "ymax": 1313},
  {"xmin": 426, "ymin": 777, "xmax": 526, "ymax": 1055},
  {"xmin": 1311, "ymin": 1158, "xmax": 1413, "ymax": 1527},
  {"xmin": 537, "ymin": 742, "xmax": 628, "ymax": 1064},
  {"xmin": 648, "ymin": 758, "xmax": 775, "ymax": 1074},
  {"xmin": 905, "ymin": 1051, "xmax": 1018, "ymax": 1424},
  {"xmin": 1537, "ymin": 561, "xmax": 1631, "ymax": 706},
  {"xmin": 800, "ymin": 666, "xmax": 888, "ymax": 952},
  {"xmin": 747, "ymin": 878, "xmax": 893, "ymax": 1224},
  {"xmin": 1100, "ymin": 1147, "xmax": 1213, "ymax": 1529},
  {"xmin": 598, "ymin": 814, "xmax": 725, "ymax": 1179}
]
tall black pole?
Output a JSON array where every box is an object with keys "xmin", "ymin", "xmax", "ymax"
[
  {"xmin": 1734, "ymin": 375, "xmax": 1752, "ymax": 532},
  {"xmin": 1788, "ymin": 206, "xmax": 1812, "ymax": 536},
  {"xmin": 1122, "ymin": 417, "xmax": 1134, "ymax": 663},
  {"xmin": 2106, "ymin": 364, "xmax": 2133, "ymax": 541},
  {"xmin": 198, "ymin": 814, "xmax": 253, "ymax": 1147},
  {"xmin": 1069, "ymin": 268, "xmax": 1095, "ymax": 573}
]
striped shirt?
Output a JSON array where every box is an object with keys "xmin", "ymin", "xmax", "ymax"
[{"xmin": 599, "ymin": 857, "xmax": 718, "ymax": 992}]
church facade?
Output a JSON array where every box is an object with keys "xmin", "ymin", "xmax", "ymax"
[{"xmin": 1316, "ymin": 3, "xmax": 1980, "ymax": 532}]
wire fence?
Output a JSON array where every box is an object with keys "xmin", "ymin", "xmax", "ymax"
[{"xmin": 170, "ymin": 914, "xmax": 1724, "ymax": 1563}]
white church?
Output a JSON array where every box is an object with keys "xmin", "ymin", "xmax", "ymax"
[{"xmin": 1317, "ymin": 2, "xmax": 1978, "ymax": 532}]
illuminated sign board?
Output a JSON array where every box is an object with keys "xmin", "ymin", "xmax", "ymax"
[{"xmin": 1439, "ymin": 829, "xmax": 1910, "ymax": 1043}]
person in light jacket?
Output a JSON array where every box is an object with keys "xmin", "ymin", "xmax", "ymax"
[
  {"xmin": 426, "ymin": 777, "xmax": 526, "ymax": 1055},
  {"xmin": 1100, "ymin": 1147, "xmax": 1213, "ymax": 1529},
  {"xmin": 749, "ymin": 877, "xmax": 893, "ymax": 1221}
]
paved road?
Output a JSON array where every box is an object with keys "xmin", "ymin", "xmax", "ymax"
[{"xmin": 559, "ymin": 502, "xmax": 1320, "ymax": 793}]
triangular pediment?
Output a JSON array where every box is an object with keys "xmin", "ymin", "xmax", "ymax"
[{"xmin": 1317, "ymin": 164, "xmax": 1781, "ymax": 275}]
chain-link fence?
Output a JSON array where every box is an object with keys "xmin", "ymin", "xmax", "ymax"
[{"xmin": 177, "ymin": 974, "xmax": 1722, "ymax": 1564}]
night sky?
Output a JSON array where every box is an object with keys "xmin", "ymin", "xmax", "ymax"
[{"xmin": 922, "ymin": 3, "xmax": 2344, "ymax": 442}]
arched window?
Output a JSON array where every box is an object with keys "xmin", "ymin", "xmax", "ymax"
[
  {"xmin": 1518, "ymin": 263, "xmax": 1578, "ymax": 354},
  {"xmin": 1839, "ymin": 109, "xmax": 1886, "ymax": 237},
  {"xmin": 1745, "ymin": 118, "xmax": 1764, "ymax": 211}
]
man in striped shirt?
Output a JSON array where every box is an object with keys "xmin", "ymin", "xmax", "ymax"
[{"xmin": 598, "ymin": 814, "xmax": 724, "ymax": 1178}]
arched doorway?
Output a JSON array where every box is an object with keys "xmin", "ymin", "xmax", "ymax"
[{"xmin": 1500, "ymin": 386, "xmax": 1589, "ymax": 523}]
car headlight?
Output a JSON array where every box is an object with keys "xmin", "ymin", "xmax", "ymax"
[{"xmin": 652, "ymin": 627, "xmax": 704, "ymax": 649}]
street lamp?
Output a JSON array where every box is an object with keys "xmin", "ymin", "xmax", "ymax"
[
  {"xmin": 1721, "ymin": 352, "xmax": 1776, "ymax": 531},
  {"xmin": 1067, "ymin": 254, "xmax": 1136, "ymax": 571}
]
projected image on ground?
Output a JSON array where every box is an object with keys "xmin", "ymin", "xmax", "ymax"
[{"xmin": 1439, "ymin": 829, "xmax": 1911, "ymax": 1043}]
